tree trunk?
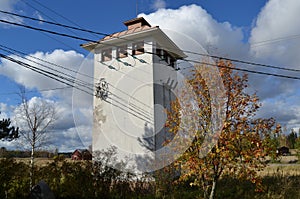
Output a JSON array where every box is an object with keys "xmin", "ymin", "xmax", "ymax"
[
  {"xmin": 30, "ymin": 143, "xmax": 35, "ymax": 191},
  {"xmin": 209, "ymin": 180, "xmax": 217, "ymax": 199}
]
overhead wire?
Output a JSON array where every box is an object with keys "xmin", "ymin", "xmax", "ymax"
[
  {"xmin": 0, "ymin": 53, "xmax": 94, "ymax": 96},
  {"xmin": 1, "ymin": 13, "xmax": 300, "ymax": 79},
  {"xmin": 0, "ymin": 44, "xmax": 94, "ymax": 83},
  {"xmin": 1, "ymin": 8, "xmax": 300, "ymax": 123},
  {"xmin": 0, "ymin": 9, "xmax": 105, "ymax": 36},
  {"xmin": 28, "ymin": 0, "xmax": 97, "ymax": 38},
  {"xmin": 0, "ymin": 50, "xmax": 154, "ymax": 122},
  {"xmin": 0, "ymin": 45, "xmax": 92, "ymax": 89},
  {"xmin": 0, "ymin": 86, "xmax": 72, "ymax": 96},
  {"xmin": 0, "ymin": 43, "xmax": 154, "ymax": 118},
  {"xmin": 16, "ymin": 1, "xmax": 82, "ymax": 51},
  {"xmin": 182, "ymin": 59, "xmax": 300, "ymax": 80},
  {"xmin": 1, "ymin": 14, "xmax": 300, "ymax": 118}
]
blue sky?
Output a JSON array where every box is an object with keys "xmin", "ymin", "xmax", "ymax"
[{"xmin": 1, "ymin": 0, "xmax": 300, "ymax": 151}]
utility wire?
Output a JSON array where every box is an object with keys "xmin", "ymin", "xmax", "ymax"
[
  {"xmin": 0, "ymin": 10, "xmax": 105, "ymax": 36},
  {"xmin": 0, "ymin": 19, "xmax": 95, "ymax": 43},
  {"xmin": 182, "ymin": 59, "xmax": 300, "ymax": 80},
  {"xmin": 0, "ymin": 44, "xmax": 95, "ymax": 80},
  {"xmin": 17, "ymin": 1, "xmax": 81, "ymax": 50},
  {"xmin": 1, "ymin": 18, "xmax": 300, "ymax": 81},
  {"xmin": 0, "ymin": 46, "xmax": 92, "ymax": 89},
  {"xmin": 0, "ymin": 86, "xmax": 72, "ymax": 96},
  {"xmin": 0, "ymin": 43, "xmax": 153, "ymax": 113},
  {"xmin": 183, "ymin": 52, "xmax": 300, "ymax": 73},
  {"xmin": 0, "ymin": 52, "xmax": 154, "ymax": 122},
  {"xmin": 28, "ymin": 0, "xmax": 95, "ymax": 37},
  {"xmin": 251, "ymin": 34, "xmax": 300, "ymax": 47},
  {"xmin": 0, "ymin": 53, "xmax": 94, "ymax": 95},
  {"xmin": 2, "ymin": 15, "xmax": 300, "ymax": 79},
  {"xmin": 3, "ymin": 10, "xmax": 300, "ymax": 75}
]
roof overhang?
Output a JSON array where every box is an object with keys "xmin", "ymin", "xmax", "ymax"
[{"xmin": 80, "ymin": 27, "xmax": 187, "ymax": 59}]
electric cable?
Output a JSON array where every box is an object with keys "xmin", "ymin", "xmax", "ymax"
[
  {"xmin": 1, "ymin": 10, "xmax": 300, "ymax": 75},
  {"xmin": 0, "ymin": 53, "xmax": 155, "ymax": 122}
]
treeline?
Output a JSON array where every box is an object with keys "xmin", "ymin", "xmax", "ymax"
[{"xmin": 0, "ymin": 147, "xmax": 71, "ymax": 159}]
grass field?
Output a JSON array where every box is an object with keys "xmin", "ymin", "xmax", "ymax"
[{"xmin": 13, "ymin": 156, "xmax": 300, "ymax": 176}]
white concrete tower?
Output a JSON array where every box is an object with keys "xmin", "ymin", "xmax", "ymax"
[{"xmin": 81, "ymin": 17, "xmax": 186, "ymax": 173}]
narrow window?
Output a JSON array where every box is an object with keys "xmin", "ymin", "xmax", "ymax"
[
  {"xmin": 101, "ymin": 48, "xmax": 112, "ymax": 62},
  {"xmin": 117, "ymin": 45, "xmax": 128, "ymax": 58},
  {"xmin": 156, "ymin": 43, "xmax": 162, "ymax": 57},
  {"xmin": 133, "ymin": 41, "xmax": 144, "ymax": 55}
]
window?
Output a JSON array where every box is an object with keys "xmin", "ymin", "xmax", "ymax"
[
  {"xmin": 101, "ymin": 48, "xmax": 112, "ymax": 62},
  {"xmin": 155, "ymin": 44, "xmax": 162, "ymax": 57},
  {"xmin": 132, "ymin": 41, "xmax": 144, "ymax": 55},
  {"xmin": 117, "ymin": 45, "xmax": 128, "ymax": 58}
]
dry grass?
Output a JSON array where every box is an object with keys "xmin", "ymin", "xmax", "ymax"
[
  {"xmin": 259, "ymin": 164, "xmax": 300, "ymax": 176},
  {"xmin": 14, "ymin": 157, "xmax": 76, "ymax": 167},
  {"xmin": 14, "ymin": 157, "xmax": 54, "ymax": 166}
]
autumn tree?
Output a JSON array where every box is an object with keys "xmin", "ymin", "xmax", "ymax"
[
  {"xmin": 166, "ymin": 60, "xmax": 280, "ymax": 199},
  {"xmin": 14, "ymin": 89, "xmax": 57, "ymax": 190}
]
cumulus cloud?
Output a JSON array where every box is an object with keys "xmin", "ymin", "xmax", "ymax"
[
  {"xmin": 2, "ymin": 2, "xmax": 300, "ymax": 151},
  {"xmin": 0, "ymin": 49, "xmax": 94, "ymax": 151},
  {"xmin": 151, "ymin": 0, "xmax": 167, "ymax": 10},
  {"xmin": 139, "ymin": 3, "xmax": 300, "ymax": 132},
  {"xmin": 250, "ymin": 0, "xmax": 300, "ymax": 66},
  {"xmin": 139, "ymin": 4, "xmax": 248, "ymax": 58},
  {"xmin": 247, "ymin": 0, "xmax": 300, "ymax": 131},
  {"xmin": 0, "ymin": 49, "xmax": 93, "ymax": 104},
  {"xmin": 0, "ymin": 0, "xmax": 23, "ymax": 24}
]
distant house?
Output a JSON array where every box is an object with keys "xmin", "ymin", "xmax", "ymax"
[
  {"xmin": 276, "ymin": 146, "xmax": 290, "ymax": 156},
  {"xmin": 71, "ymin": 149, "xmax": 92, "ymax": 160}
]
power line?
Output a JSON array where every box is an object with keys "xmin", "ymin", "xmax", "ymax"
[
  {"xmin": 0, "ymin": 46, "xmax": 92, "ymax": 90},
  {"xmin": 182, "ymin": 59, "xmax": 300, "ymax": 80},
  {"xmin": 0, "ymin": 9, "xmax": 106, "ymax": 36},
  {"xmin": 0, "ymin": 44, "xmax": 95, "ymax": 81},
  {"xmin": 2, "ymin": 18, "xmax": 300, "ymax": 82},
  {"xmin": 0, "ymin": 86, "xmax": 72, "ymax": 96},
  {"xmin": 251, "ymin": 34, "xmax": 300, "ymax": 47},
  {"xmin": 183, "ymin": 52, "xmax": 300, "ymax": 73},
  {"xmin": 0, "ymin": 43, "xmax": 154, "ymax": 112},
  {"xmin": 18, "ymin": 0, "xmax": 81, "ymax": 50},
  {"xmin": 3, "ymin": 10, "xmax": 300, "ymax": 76},
  {"xmin": 0, "ymin": 44, "xmax": 93, "ymax": 88},
  {"xmin": 0, "ymin": 19, "xmax": 95, "ymax": 43},
  {"xmin": 0, "ymin": 52, "xmax": 155, "ymax": 123},
  {"xmin": 0, "ymin": 53, "xmax": 94, "ymax": 95},
  {"xmin": 28, "ymin": 0, "xmax": 95, "ymax": 37}
]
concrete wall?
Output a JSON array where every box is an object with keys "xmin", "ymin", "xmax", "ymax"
[{"xmin": 92, "ymin": 37, "xmax": 179, "ymax": 172}]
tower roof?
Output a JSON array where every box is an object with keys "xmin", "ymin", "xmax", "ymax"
[{"xmin": 81, "ymin": 17, "xmax": 187, "ymax": 59}]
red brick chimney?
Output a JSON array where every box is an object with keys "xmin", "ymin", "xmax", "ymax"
[{"xmin": 123, "ymin": 17, "xmax": 151, "ymax": 30}]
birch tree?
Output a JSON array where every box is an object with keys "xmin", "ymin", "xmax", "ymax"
[{"xmin": 15, "ymin": 90, "xmax": 57, "ymax": 190}]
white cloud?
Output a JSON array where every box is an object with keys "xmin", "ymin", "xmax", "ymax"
[
  {"xmin": 34, "ymin": 11, "xmax": 44, "ymax": 25},
  {"xmin": 250, "ymin": 0, "xmax": 300, "ymax": 66},
  {"xmin": 2, "ymin": 2, "xmax": 300, "ymax": 151},
  {"xmin": 0, "ymin": 0, "xmax": 23, "ymax": 24},
  {"xmin": 139, "ymin": 4, "xmax": 248, "ymax": 58},
  {"xmin": 0, "ymin": 49, "xmax": 94, "ymax": 151},
  {"xmin": 151, "ymin": 0, "xmax": 167, "ymax": 10},
  {"xmin": 248, "ymin": 0, "xmax": 300, "ymax": 132},
  {"xmin": 0, "ymin": 49, "xmax": 93, "ymax": 105},
  {"xmin": 139, "ymin": 3, "xmax": 300, "ymax": 132}
]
